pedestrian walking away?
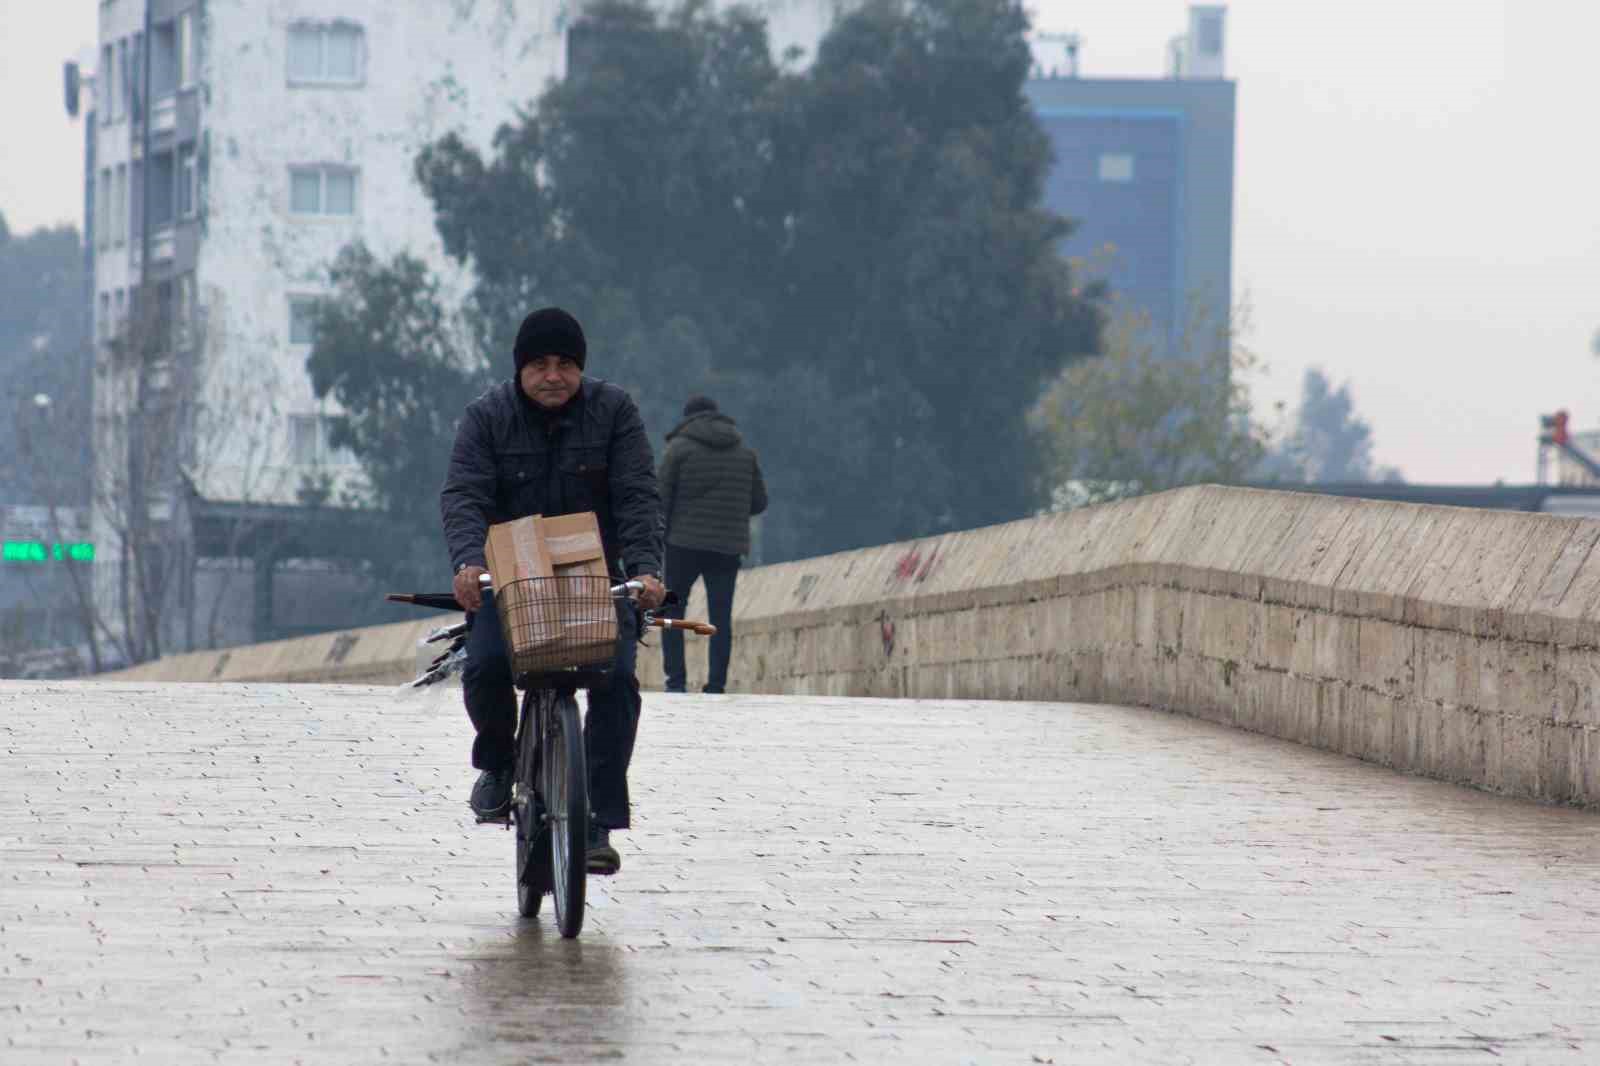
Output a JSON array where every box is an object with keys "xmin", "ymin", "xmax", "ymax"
[
  {"xmin": 658, "ymin": 395, "xmax": 767, "ymax": 694},
  {"xmin": 439, "ymin": 306, "xmax": 666, "ymax": 875}
]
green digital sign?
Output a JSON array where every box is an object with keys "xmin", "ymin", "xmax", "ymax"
[{"xmin": 2, "ymin": 541, "xmax": 96, "ymax": 563}]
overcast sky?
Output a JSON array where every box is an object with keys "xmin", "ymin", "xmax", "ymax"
[{"xmin": 4, "ymin": 1, "xmax": 1597, "ymax": 485}]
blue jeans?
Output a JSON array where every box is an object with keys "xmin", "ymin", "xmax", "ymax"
[
  {"xmin": 461, "ymin": 590, "xmax": 641, "ymax": 830},
  {"xmin": 661, "ymin": 546, "xmax": 739, "ymax": 693}
]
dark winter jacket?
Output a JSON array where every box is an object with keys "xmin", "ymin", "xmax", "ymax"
[
  {"xmin": 659, "ymin": 413, "xmax": 767, "ymax": 556},
  {"xmin": 440, "ymin": 378, "xmax": 663, "ymax": 580}
]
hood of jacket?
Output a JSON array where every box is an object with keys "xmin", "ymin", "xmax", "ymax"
[{"xmin": 668, "ymin": 412, "xmax": 742, "ymax": 449}]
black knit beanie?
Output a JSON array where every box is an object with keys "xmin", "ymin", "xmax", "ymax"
[
  {"xmin": 683, "ymin": 395, "xmax": 718, "ymax": 417},
  {"xmin": 513, "ymin": 307, "xmax": 587, "ymax": 373}
]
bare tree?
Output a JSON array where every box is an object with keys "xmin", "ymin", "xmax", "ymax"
[
  {"xmin": 13, "ymin": 385, "xmax": 104, "ymax": 673},
  {"xmin": 82, "ymin": 280, "xmax": 293, "ymax": 666},
  {"xmin": 87, "ymin": 280, "xmax": 196, "ymax": 664},
  {"xmin": 187, "ymin": 290, "xmax": 298, "ymax": 651}
]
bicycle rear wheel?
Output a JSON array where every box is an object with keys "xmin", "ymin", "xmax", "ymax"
[
  {"xmin": 544, "ymin": 690, "xmax": 588, "ymax": 938},
  {"xmin": 513, "ymin": 690, "xmax": 548, "ymax": 918}
]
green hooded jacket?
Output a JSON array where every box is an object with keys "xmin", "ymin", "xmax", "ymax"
[{"xmin": 659, "ymin": 413, "xmax": 767, "ymax": 556}]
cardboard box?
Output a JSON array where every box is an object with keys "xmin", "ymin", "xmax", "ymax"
[
  {"xmin": 539, "ymin": 512, "xmax": 609, "ymax": 582},
  {"xmin": 485, "ymin": 515, "xmax": 554, "ymax": 584},
  {"xmin": 539, "ymin": 512, "xmax": 616, "ymax": 665},
  {"xmin": 484, "ymin": 512, "xmax": 617, "ymax": 674}
]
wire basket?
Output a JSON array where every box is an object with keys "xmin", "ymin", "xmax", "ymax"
[{"xmin": 494, "ymin": 575, "xmax": 619, "ymax": 679}]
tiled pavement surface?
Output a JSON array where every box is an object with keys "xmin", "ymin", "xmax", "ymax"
[{"xmin": 3, "ymin": 680, "xmax": 1599, "ymax": 1065}]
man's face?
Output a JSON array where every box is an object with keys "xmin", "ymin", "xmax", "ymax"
[{"xmin": 519, "ymin": 355, "xmax": 582, "ymax": 409}]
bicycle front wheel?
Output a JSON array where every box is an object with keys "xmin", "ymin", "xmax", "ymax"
[
  {"xmin": 513, "ymin": 690, "xmax": 548, "ymax": 919},
  {"xmin": 544, "ymin": 690, "xmax": 588, "ymax": 938}
]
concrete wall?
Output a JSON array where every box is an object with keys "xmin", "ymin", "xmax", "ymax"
[{"xmin": 104, "ymin": 485, "xmax": 1600, "ymax": 807}]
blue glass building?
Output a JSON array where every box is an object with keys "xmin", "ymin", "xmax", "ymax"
[{"xmin": 1025, "ymin": 12, "xmax": 1236, "ymax": 357}]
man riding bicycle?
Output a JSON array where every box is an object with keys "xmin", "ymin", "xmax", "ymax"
[{"xmin": 441, "ymin": 307, "xmax": 666, "ymax": 875}]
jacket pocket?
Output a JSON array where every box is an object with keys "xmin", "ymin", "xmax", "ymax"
[
  {"xmin": 562, "ymin": 447, "xmax": 610, "ymax": 509},
  {"xmin": 495, "ymin": 452, "xmax": 540, "ymax": 514}
]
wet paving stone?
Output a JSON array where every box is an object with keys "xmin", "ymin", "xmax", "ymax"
[{"xmin": 3, "ymin": 680, "xmax": 1599, "ymax": 1063}]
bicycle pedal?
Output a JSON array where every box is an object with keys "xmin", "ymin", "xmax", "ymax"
[{"xmin": 474, "ymin": 812, "xmax": 512, "ymax": 826}]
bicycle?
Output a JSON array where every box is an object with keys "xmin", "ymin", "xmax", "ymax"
[{"xmin": 389, "ymin": 573, "xmax": 714, "ymax": 938}]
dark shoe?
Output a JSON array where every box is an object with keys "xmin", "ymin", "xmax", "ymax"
[
  {"xmin": 470, "ymin": 768, "xmax": 513, "ymax": 819},
  {"xmin": 586, "ymin": 826, "xmax": 621, "ymax": 876}
]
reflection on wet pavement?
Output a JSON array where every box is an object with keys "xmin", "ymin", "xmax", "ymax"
[{"xmin": 4, "ymin": 680, "xmax": 1599, "ymax": 1063}]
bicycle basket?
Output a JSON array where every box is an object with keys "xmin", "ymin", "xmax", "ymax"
[{"xmin": 494, "ymin": 575, "xmax": 619, "ymax": 676}]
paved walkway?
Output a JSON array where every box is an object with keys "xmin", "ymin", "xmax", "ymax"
[{"xmin": 3, "ymin": 680, "xmax": 1599, "ymax": 1064}]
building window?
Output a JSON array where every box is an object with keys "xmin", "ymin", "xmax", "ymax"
[
  {"xmin": 287, "ymin": 22, "xmax": 365, "ymax": 85},
  {"xmin": 178, "ymin": 11, "xmax": 195, "ymax": 87},
  {"xmin": 152, "ymin": 20, "xmax": 178, "ymax": 99},
  {"xmin": 178, "ymin": 146, "xmax": 197, "ymax": 218},
  {"xmin": 149, "ymin": 151, "xmax": 176, "ymax": 228},
  {"xmin": 117, "ymin": 38, "xmax": 131, "ymax": 118},
  {"xmin": 289, "ymin": 166, "xmax": 357, "ymax": 216},
  {"xmin": 1197, "ymin": 13, "xmax": 1224, "ymax": 56},
  {"xmin": 113, "ymin": 164, "xmax": 128, "ymax": 245},
  {"xmin": 98, "ymin": 293, "xmax": 110, "ymax": 340},
  {"xmin": 106, "ymin": 43, "xmax": 119, "ymax": 122},
  {"xmin": 100, "ymin": 44, "xmax": 114, "ymax": 124},
  {"xmin": 288, "ymin": 414, "xmax": 318, "ymax": 465},
  {"xmin": 288, "ymin": 296, "xmax": 321, "ymax": 346},
  {"xmin": 289, "ymin": 414, "xmax": 357, "ymax": 466},
  {"xmin": 115, "ymin": 289, "xmax": 126, "ymax": 333},
  {"xmin": 1098, "ymin": 153, "xmax": 1135, "ymax": 183},
  {"xmin": 129, "ymin": 159, "xmax": 142, "ymax": 238},
  {"xmin": 96, "ymin": 169, "xmax": 111, "ymax": 249},
  {"xmin": 128, "ymin": 32, "xmax": 144, "ymax": 121},
  {"xmin": 155, "ymin": 279, "xmax": 175, "ymax": 349},
  {"xmin": 175, "ymin": 274, "xmax": 196, "ymax": 350}
]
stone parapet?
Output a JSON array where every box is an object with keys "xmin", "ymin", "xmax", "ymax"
[
  {"xmin": 103, "ymin": 615, "xmax": 447, "ymax": 687},
  {"xmin": 102, "ymin": 485, "xmax": 1600, "ymax": 806}
]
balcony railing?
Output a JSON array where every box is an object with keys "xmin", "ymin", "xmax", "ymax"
[
  {"xmin": 150, "ymin": 227, "xmax": 177, "ymax": 263},
  {"xmin": 152, "ymin": 97, "xmax": 177, "ymax": 134}
]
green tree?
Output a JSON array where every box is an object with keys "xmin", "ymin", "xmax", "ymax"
[
  {"xmin": 312, "ymin": 0, "xmax": 1100, "ymax": 569},
  {"xmin": 304, "ymin": 244, "xmax": 484, "ymax": 585},
  {"xmin": 768, "ymin": 0, "xmax": 1099, "ymax": 549},
  {"xmin": 414, "ymin": 0, "xmax": 782, "ymax": 435},
  {"xmin": 1258, "ymin": 368, "xmax": 1404, "ymax": 484},
  {"xmin": 0, "ymin": 214, "xmax": 90, "ymax": 508},
  {"xmin": 1031, "ymin": 303, "xmax": 1268, "ymax": 507}
]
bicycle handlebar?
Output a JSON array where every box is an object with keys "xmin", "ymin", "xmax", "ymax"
[
  {"xmin": 396, "ymin": 574, "xmax": 714, "ymax": 640},
  {"xmin": 392, "ymin": 574, "xmax": 712, "ymax": 688},
  {"xmin": 649, "ymin": 618, "xmax": 718, "ymax": 636}
]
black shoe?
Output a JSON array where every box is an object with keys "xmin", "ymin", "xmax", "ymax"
[
  {"xmin": 470, "ymin": 768, "xmax": 513, "ymax": 819},
  {"xmin": 586, "ymin": 826, "xmax": 621, "ymax": 876}
]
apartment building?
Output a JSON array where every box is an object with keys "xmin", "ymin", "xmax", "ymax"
[{"xmin": 82, "ymin": 0, "xmax": 844, "ymax": 654}]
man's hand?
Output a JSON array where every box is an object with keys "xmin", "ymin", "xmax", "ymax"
[
  {"xmin": 636, "ymin": 574, "xmax": 666, "ymax": 611},
  {"xmin": 453, "ymin": 565, "xmax": 488, "ymax": 612}
]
